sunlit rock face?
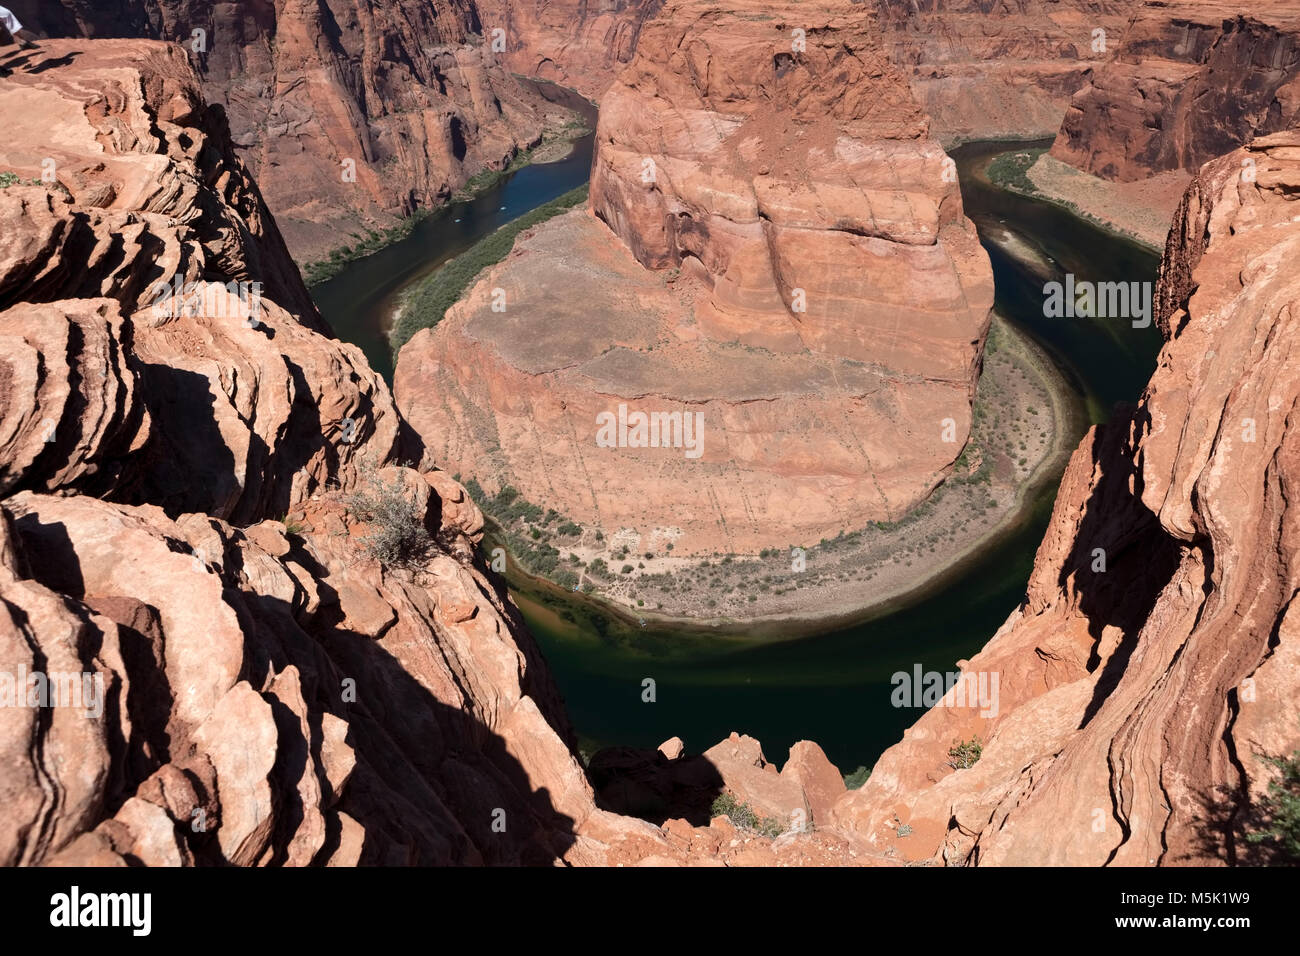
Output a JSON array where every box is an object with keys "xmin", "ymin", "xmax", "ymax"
[
  {"xmin": 835, "ymin": 131, "xmax": 1300, "ymax": 867},
  {"xmin": 11, "ymin": 0, "xmax": 560, "ymax": 258},
  {"xmin": 395, "ymin": 0, "xmax": 993, "ymax": 557}
]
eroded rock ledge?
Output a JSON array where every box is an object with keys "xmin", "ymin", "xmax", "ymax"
[
  {"xmin": 13, "ymin": 0, "xmax": 564, "ymax": 259},
  {"xmin": 0, "ymin": 35, "xmax": 864, "ymax": 867},
  {"xmin": 1051, "ymin": 1, "xmax": 1300, "ymax": 182}
]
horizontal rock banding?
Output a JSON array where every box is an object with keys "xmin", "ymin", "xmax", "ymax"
[{"xmin": 396, "ymin": 0, "xmax": 993, "ymax": 557}]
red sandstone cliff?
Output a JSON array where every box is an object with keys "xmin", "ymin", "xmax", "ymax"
[
  {"xmin": 10, "ymin": 0, "xmax": 560, "ymax": 259},
  {"xmin": 834, "ymin": 130, "xmax": 1300, "ymax": 866},
  {"xmin": 0, "ymin": 39, "xmax": 603, "ymax": 865},
  {"xmin": 474, "ymin": 0, "xmax": 662, "ymax": 98},
  {"xmin": 879, "ymin": 0, "xmax": 1136, "ymax": 144},
  {"xmin": 1051, "ymin": 1, "xmax": 1300, "ymax": 181},
  {"xmin": 469, "ymin": 0, "xmax": 1138, "ymax": 144},
  {"xmin": 395, "ymin": 0, "xmax": 994, "ymax": 560}
]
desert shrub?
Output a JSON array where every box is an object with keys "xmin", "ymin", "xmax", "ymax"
[
  {"xmin": 1246, "ymin": 747, "xmax": 1300, "ymax": 864},
  {"xmin": 843, "ymin": 766, "xmax": 871, "ymax": 790},
  {"xmin": 710, "ymin": 793, "xmax": 784, "ymax": 838},
  {"xmin": 947, "ymin": 736, "xmax": 983, "ymax": 770},
  {"xmin": 344, "ymin": 465, "xmax": 432, "ymax": 567}
]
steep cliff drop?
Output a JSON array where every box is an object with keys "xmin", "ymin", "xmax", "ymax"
[
  {"xmin": 394, "ymin": 0, "xmax": 994, "ymax": 575},
  {"xmin": 0, "ymin": 36, "xmax": 870, "ymax": 868},
  {"xmin": 833, "ymin": 131, "xmax": 1300, "ymax": 866},
  {"xmin": 0, "ymin": 38, "xmax": 616, "ymax": 866},
  {"xmin": 8, "ymin": 0, "xmax": 566, "ymax": 260}
]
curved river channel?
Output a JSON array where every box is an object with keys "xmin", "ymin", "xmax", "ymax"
[{"xmin": 316, "ymin": 102, "xmax": 1164, "ymax": 771}]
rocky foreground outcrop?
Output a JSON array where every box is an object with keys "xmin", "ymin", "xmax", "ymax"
[
  {"xmin": 1051, "ymin": 1, "xmax": 1300, "ymax": 181},
  {"xmin": 396, "ymin": 0, "xmax": 993, "ymax": 557},
  {"xmin": 832, "ymin": 131, "xmax": 1300, "ymax": 865},
  {"xmin": 10, "ymin": 0, "xmax": 562, "ymax": 259}
]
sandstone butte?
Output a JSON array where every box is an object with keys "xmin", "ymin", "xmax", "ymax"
[
  {"xmin": 3, "ymin": 19, "xmax": 1300, "ymax": 868},
  {"xmin": 1051, "ymin": 1, "xmax": 1300, "ymax": 181},
  {"xmin": 8, "ymin": 0, "xmax": 565, "ymax": 259},
  {"xmin": 394, "ymin": 0, "xmax": 995, "ymax": 557}
]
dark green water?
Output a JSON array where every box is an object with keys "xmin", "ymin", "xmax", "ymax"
[
  {"xmin": 316, "ymin": 132, "xmax": 1163, "ymax": 773},
  {"xmin": 313, "ymin": 81, "xmax": 598, "ymax": 380}
]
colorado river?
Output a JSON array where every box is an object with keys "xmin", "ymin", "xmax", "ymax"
[{"xmin": 315, "ymin": 128, "xmax": 1163, "ymax": 772}]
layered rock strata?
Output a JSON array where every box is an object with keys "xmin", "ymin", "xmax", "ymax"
[
  {"xmin": 10, "ymin": 0, "xmax": 560, "ymax": 259},
  {"xmin": 396, "ymin": 0, "xmax": 994, "ymax": 557},
  {"xmin": 0, "ymin": 36, "xmax": 866, "ymax": 867},
  {"xmin": 833, "ymin": 131, "xmax": 1300, "ymax": 866},
  {"xmin": 474, "ymin": 0, "xmax": 663, "ymax": 98},
  {"xmin": 1051, "ymin": 1, "xmax": 1300, "ymax": 181},
  {"xmin": 878, "ymin": 0, "xmax": 1136, "ymax": 144}
]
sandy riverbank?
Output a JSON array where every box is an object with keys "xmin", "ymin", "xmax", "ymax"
[{"xmin": 984, "ymin": 147, "xmax": 1187, "ymax": 251}]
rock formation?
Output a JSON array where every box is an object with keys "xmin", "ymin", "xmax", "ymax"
[
  {"xmin": 469, "ymin": 0, "xmax": 1138, "ymax": 145},
  {"xmin": 474, "ymin": 0, "xmax": 662, "ymax": 98},
  {"xmin": 1051, "ymin": 2, "xmax": 1300, "ymax": 181},
  {"xmin": 9, "ymin": 0, "xmax": 561, "ymax": 259},
  {"xmin": 395, "ymin": 0, "xmax": 994, "ymax": 557},
  {"xmin": 832, "ymin": 131, "xmax": 1300, "ymax": 866},
  {"xmin": 0, "ymin": 35, "xmax": 866, "ymax": 867},
  {"xmin": 878, "ymin": 0, "xmax": 1136, "ymax": 144}
]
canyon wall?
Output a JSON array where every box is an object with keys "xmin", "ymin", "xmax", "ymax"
[
  {"xmin": 1051, "ymin": 1, "xmax": 1300, "ymax": 180},
  {"xmin": 474, "ymin": 0, "xmax": 662, "ymax": 98},
  {"xmin": 9, "ymin": 0, "xmax": 558, "ymax": 259},
  {"xmin": 834, "ymin": 130, "xmax": 1300, "ymax": 866},
  {"xmin": 395, "ymin": 0, "xmax": 993, "ymax": 558},
  {"xmin": 468, "ymin": 0, "xmax": 1137, "ymax": 144},
  {"xmin": 0, "ymin": 38, "xmax": 620, "ymax": 866},
  {"xmin": 878, "ymin": 0, "xmax": 1135, "ymax": 144}
]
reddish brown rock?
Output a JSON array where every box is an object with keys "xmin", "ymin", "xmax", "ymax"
[
  {"xmin": 0, "ymin": 38, "xmax": 662, "ymax": 867},
  {"xmin": 396, "ymin": 0, "xmax": 993, "ymax": 559},
  {"xmin": 1051, "ymin": 2, "xmax": 1300, "ymax": 181},
  {"xmin": 0, "ymin": 41, "xmax": 398, "ymax": 520},
  {"xmin": 474, "ymin": 0, "xmax": 662, "ymax": 98},
  {"xmin": 658, "ymin": 736, "xmax": 685, "ymax": 760},
  {"xmin": 879, "ymin": 0, "xmax": 1136, "ymax": 144},
  {"xmin": 834, "ymin": 131, "xmax": 1300, "ymax": 866},
  {"xmin": 781, "ymin": 740, "xmax": 846, "ymax": 826},
  {"xmin": 10, "ymin": 0, "xmax": 561, "ymax": 259}
]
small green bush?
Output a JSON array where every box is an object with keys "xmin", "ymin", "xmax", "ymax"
[
  {"xmin": 947, "ymin": 736, "xmax": 983, "ymax": 770},
  {"xmin": 1246, "ymin": 747, "xmax": 1300, "ymax": 864},
  {"xmin": 843, "ymin": 766, "xmax": 871, "ymax": 790},
  {"xmin": 344, "ymin": 464, "xmax": 432, "ymax": 567},
  {"xmin": 710, "ymin": 793, "xmax": 784, "ymax": 838}
]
